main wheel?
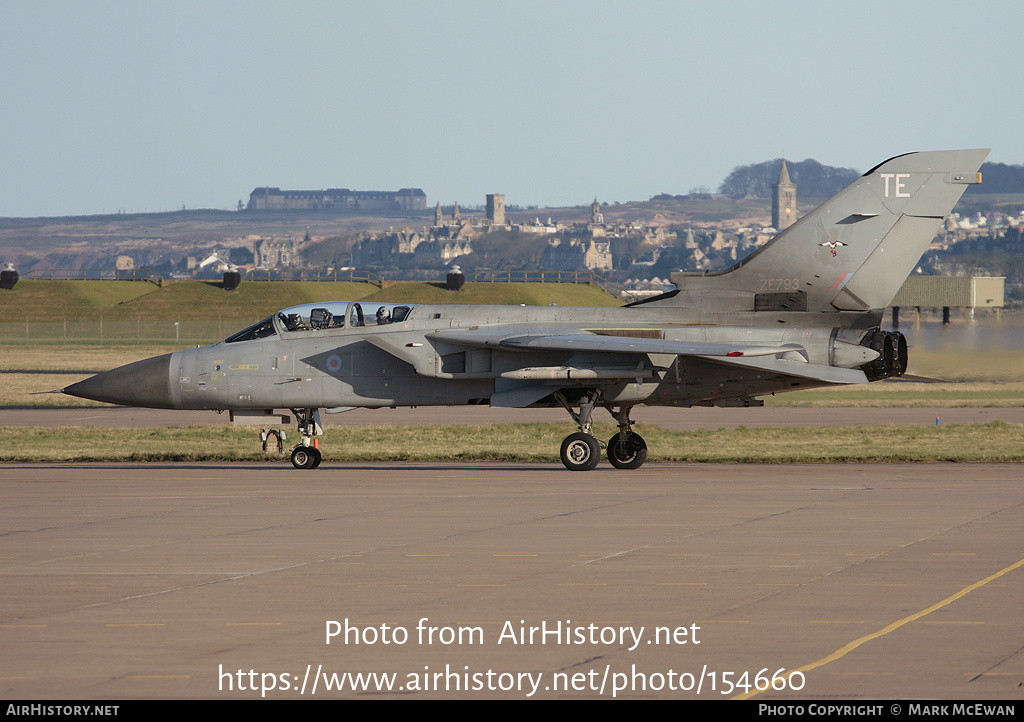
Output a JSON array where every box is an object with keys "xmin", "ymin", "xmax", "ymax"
[
  {"xmin": 291, "ymin": 446, "xmax": 321, "ymax": 470},
  {"xmin": 560, "ymin": 432, "xmax": 601, "ymax": 471},
  {"xmin": 607, "ymin": 433, "xmax": 648, "ymax": 470}
]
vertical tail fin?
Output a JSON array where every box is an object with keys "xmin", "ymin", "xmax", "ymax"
[{"xmin": 666, "ymin": 149, "xmax": 989, "ymax": 313}]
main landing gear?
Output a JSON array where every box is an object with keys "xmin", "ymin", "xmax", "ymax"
[
  {"xmin": 289, "ymin": 408, "xmax": 323, "ymax": 469},
  {"xmin": 554, "ymin": 392, "xmax": 648, "ymax": 471}
]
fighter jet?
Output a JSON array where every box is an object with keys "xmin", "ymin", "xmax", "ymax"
[{"xmin": 64, "ymin": 149, "xmax": 988, "ymax": 470}]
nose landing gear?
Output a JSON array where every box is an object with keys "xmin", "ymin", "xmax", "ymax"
[{"xmin": 289, "ymin": 408, "xmax": 323, "ymax": 469}]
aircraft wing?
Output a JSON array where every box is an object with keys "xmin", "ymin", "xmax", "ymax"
[
  {"xmin": 428, "ymin": 328, "xmax": 795, "ymax": 358},
  {"xmin": 700, "ymin": 353, "xmax": 869, "ymax": 385}
]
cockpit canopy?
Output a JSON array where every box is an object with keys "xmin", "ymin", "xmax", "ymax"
[{"xmin": 224, "ymin": 301, "xmax": 415, "ymax": 343}]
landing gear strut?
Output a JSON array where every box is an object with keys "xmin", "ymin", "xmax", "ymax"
[
  {"xmin": 554, "ymin": 394, "xmax": 648, "ymax": 471},
  {"xmin": 555, "ymin": 391, "xmax": 602, "ymax": 471},
  {"xmin": 607, "ymin": 406, "xmax": 647, "ymax": 470},
  {"xmin": 289, "ymin": 407, "xmax": 323, "ymax": 469}
]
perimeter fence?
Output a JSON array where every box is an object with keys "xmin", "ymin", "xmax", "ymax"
[{"xmin": 0, "ymin": 317, "xmax": 258, "ymax": 346}]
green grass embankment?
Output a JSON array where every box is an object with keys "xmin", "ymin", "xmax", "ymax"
[{"xmin": 0, "ymin": 280, "xmax": 622, "ymax": 346}]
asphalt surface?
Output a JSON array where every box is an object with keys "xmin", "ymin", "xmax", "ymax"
[{"xmin": 1, "ymin": 461, "xmax": 1022, "ymax": 700}]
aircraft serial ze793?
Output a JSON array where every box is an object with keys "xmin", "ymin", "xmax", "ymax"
[{"xmin": 64, "ymin": 149, "xmax": 989, "ymax": 470}]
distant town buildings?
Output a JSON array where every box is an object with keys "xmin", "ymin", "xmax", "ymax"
[
  {"xmin": 351, "ymin": 203, "xmax": 475, "ymax": 268},
  {"xmin": 248, "ymin": 187, "xmax": 427, "ymax": 211}
]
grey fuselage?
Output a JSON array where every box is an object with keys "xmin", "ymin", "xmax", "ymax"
[{"xmin": 159, "ymin": 300, "xmax": 877, "ymax": 412}]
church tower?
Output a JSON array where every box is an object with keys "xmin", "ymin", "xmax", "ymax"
[
  {"xmin": 772, "ymin": 160, "xmax": 797, "ymax": 230},
  {"xmin": 486, "ymin": 193, "xmax": 505, "ymax": 226}
]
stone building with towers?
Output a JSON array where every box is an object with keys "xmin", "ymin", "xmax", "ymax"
[{"xmin": 772, "ymin": 160, "xmax": 797, "ymax": 230}]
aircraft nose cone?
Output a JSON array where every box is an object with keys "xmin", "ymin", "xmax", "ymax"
[{"xmin": 63, "ymin": 353, "xmax": 175, "ymax": 409}]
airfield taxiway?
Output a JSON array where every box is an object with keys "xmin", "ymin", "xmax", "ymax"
[{"xmin": 2, "ymin": 460, "xmax": 1022, "ymax": 699}]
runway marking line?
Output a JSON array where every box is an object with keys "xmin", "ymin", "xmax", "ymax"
[
  {"xmin": 736, "ymin": 555, "xmax": 1024, "ymax": 700},
  {"xmin": 225, "ymin": 622, "xmax": 281, "ymax": 626},
  {"xmin": 126, "ymin": 675, "xmax": 190, "ymax": 679},
  {"xmin": 809, "ymin": 621, "xmax": 867, "ymax": 624},
  {"xmin": 696, "ymin": 620, "xmax": 748, "ymax": 624},
  {"xmin": 105, "ymin": 623, "xmax": 164, "ymax": 627}
]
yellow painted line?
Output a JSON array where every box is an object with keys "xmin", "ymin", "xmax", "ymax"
[
  {"xmin": 105, "ymin": 623, "xmax": 165, "ymax": 627},
  {"xmin": 809, "ymin": 621, "xmax": 867, "ymax": 624},
  {"xmin": 126, "ymin": 675, "xmax": 190, "ymax": 679},
  {"xmin": 225, "ymin": 622, "xmax": 282, "ymax": 626},
  {"xmin": 493, "ymin": 554, "xmax": 538, "ymax": 557},
  {"xmin": 696, "ymin": 620, "xmax": 748, "ymax": 624},
  {"xmin": 557, "ymin": 583, "xmax": 607, "ymax": 586},
  {"xmin": 405, "ymin": 554, "xmax": 449, "ymax": 557},
  {"xmin": 736, "ymin": 555, "xmax": 1024, "ymax": 700},
  {"xmin": 456, "ymin": 584, "xmax": 507, "ymax": 587},
  {"xmin": 55, "ymin": 586, "xmax": 108, "ymax": 590}
]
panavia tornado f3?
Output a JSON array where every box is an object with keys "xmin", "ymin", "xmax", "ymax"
[{"xmin": 64, "ymin": 149, "xmax": 989, "ymax": 470}]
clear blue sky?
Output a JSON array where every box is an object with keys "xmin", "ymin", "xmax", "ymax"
[{"xmin": 2, "ymin": 0, "xmax": 1020, "ymax": 217}]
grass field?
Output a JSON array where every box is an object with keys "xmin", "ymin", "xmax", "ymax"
[{"xmin": 1, "ymin": 420, "xmax": 1021, "ymax": 463}]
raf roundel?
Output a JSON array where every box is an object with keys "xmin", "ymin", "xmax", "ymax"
[{"xmin": 326, "ymin": 354, "xmax": 343, "ymax": 373}]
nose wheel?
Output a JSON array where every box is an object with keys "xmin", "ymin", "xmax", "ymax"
[{"xmin": 289, "ymin": 408, "xmax": 324, "ymax": 470}]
